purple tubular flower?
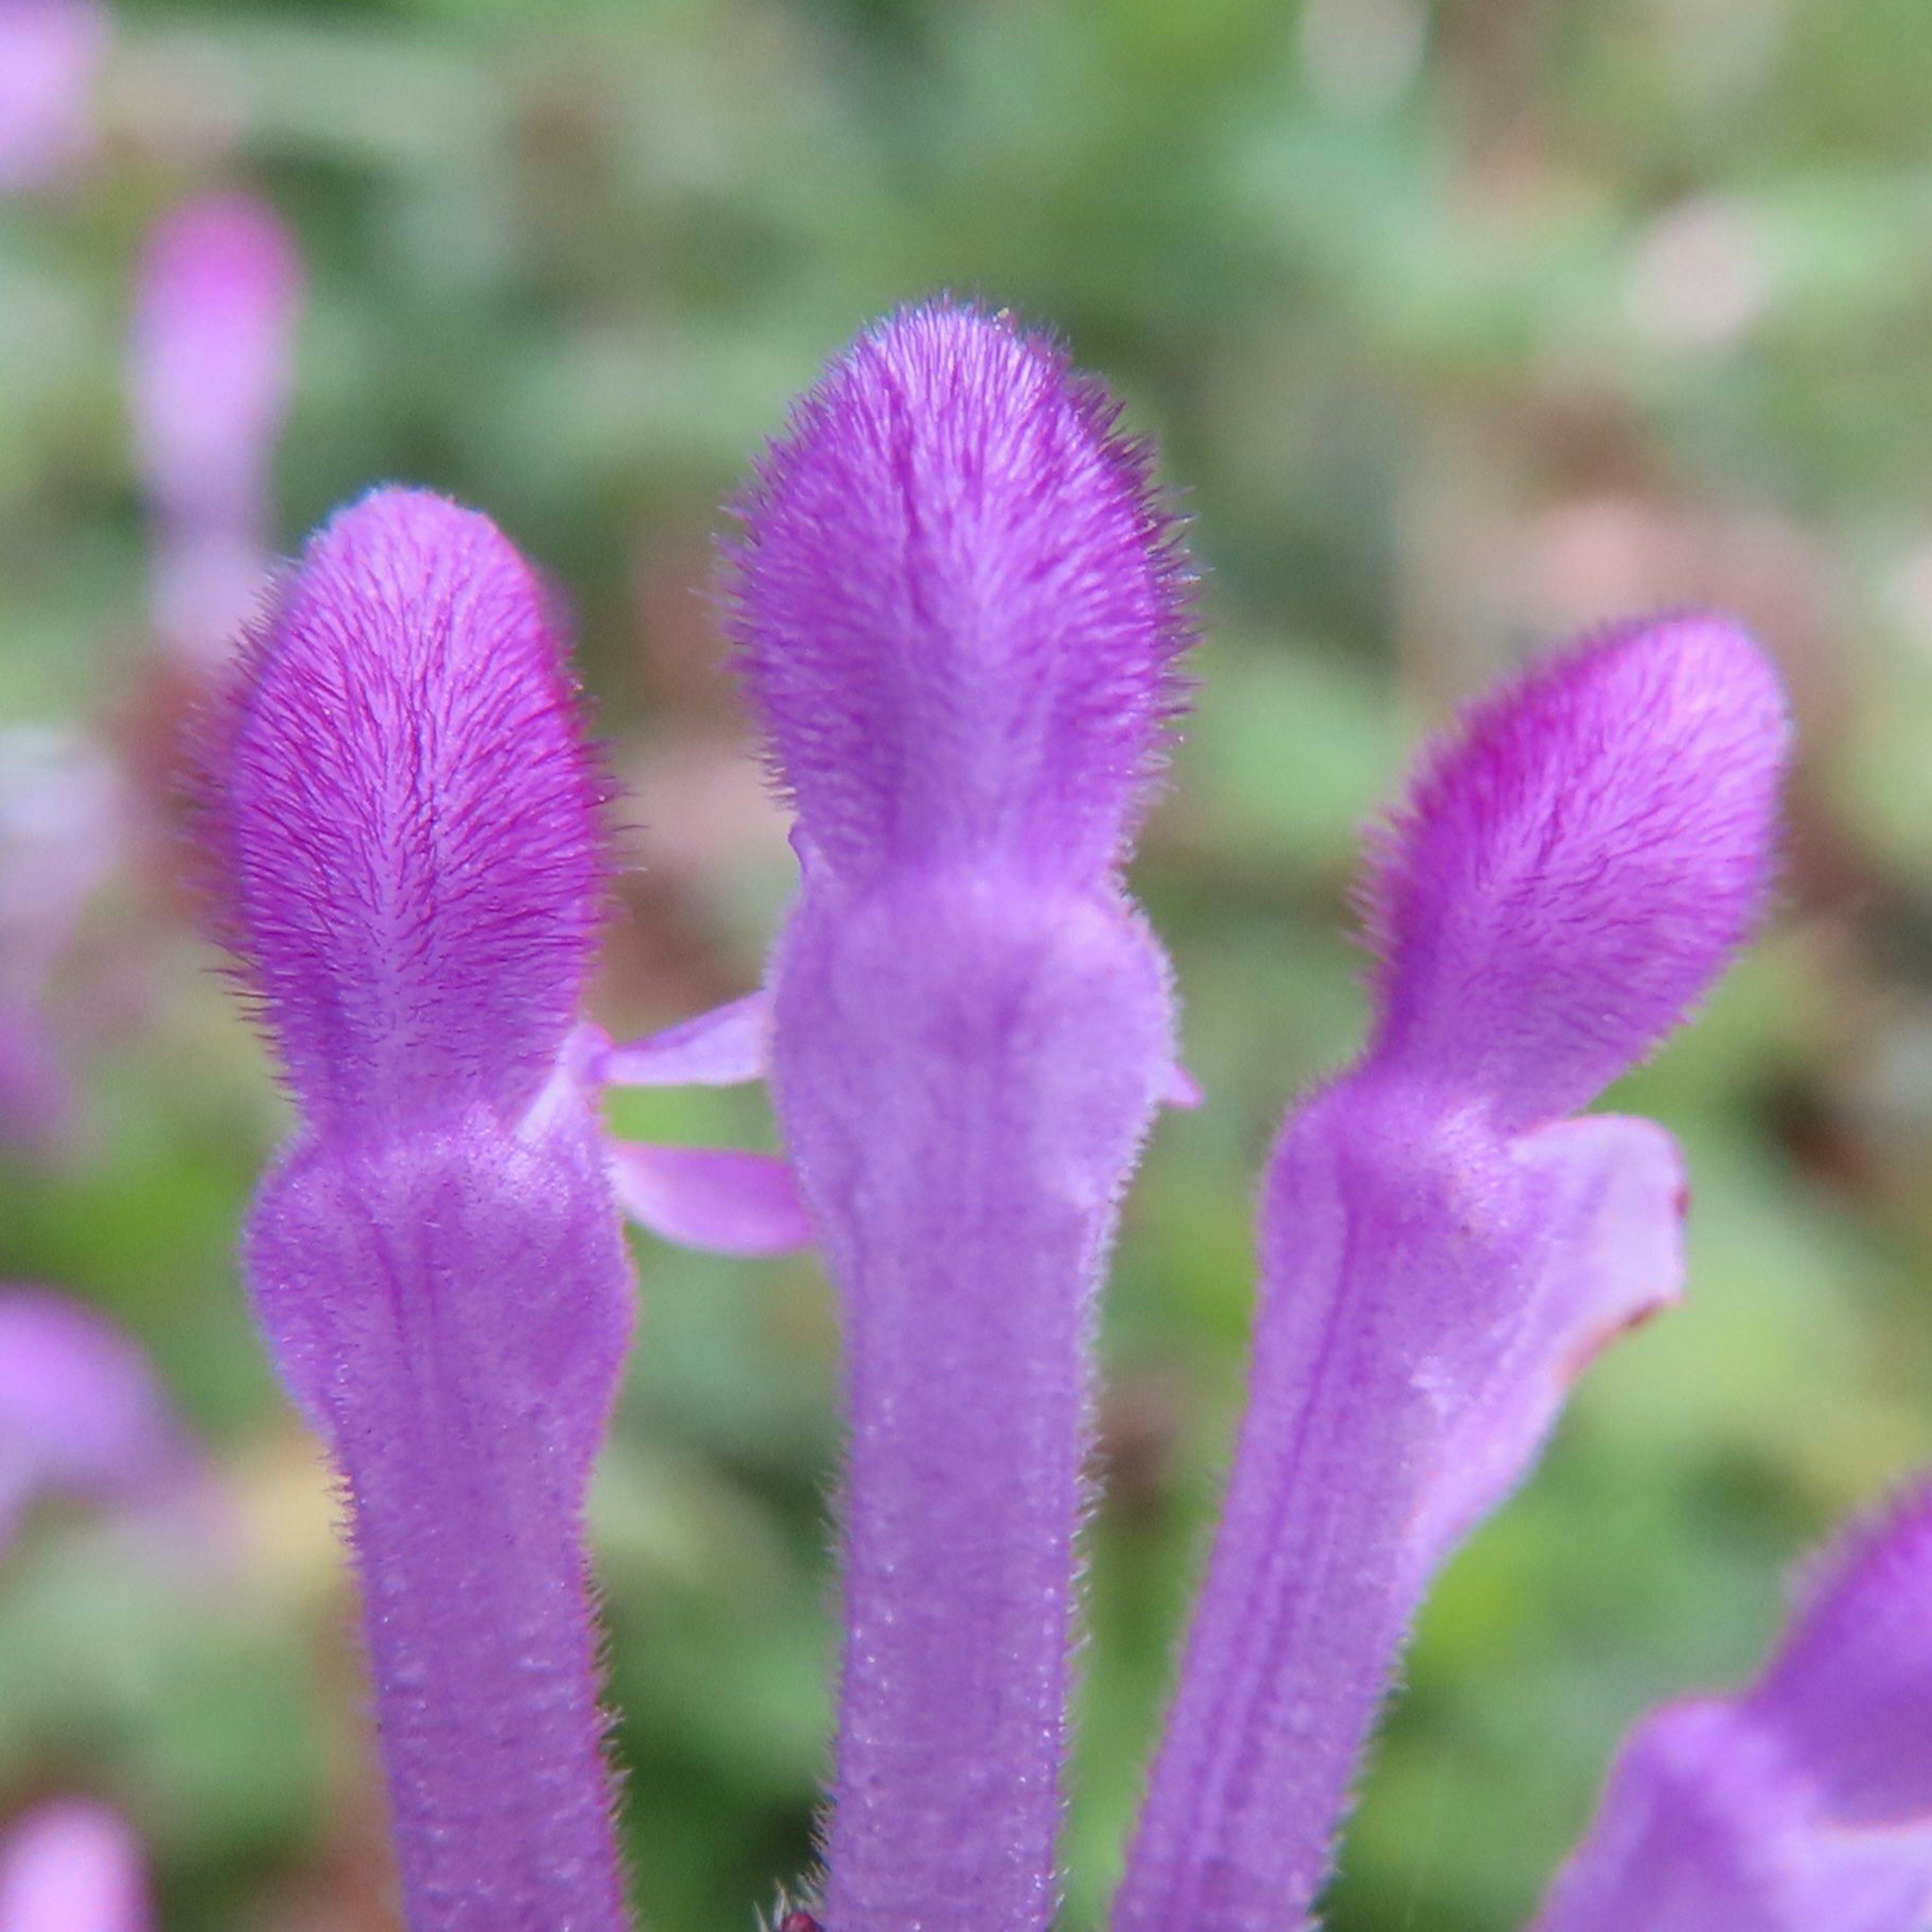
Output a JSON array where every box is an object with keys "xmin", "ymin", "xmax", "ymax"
[
  {"xmin": 728, "ymin": 300, "xmax": 1193, "ymax": 1931},
  {"xmin": 0, "ymin": 1801, "xmax": 150, "ymax": 1932},
  {"xmin": 0, "ymin": 1286, "xmax": 194, "ymax": 1548},
  {"xmin": 1113, "ymin": 616, "xmax": 1789, "ymax": 1932},
  {"xmin": 199, "ymin": 488, "xmax": 634, "ymax": 1931},
  {"xmin": 1532, "ymin": 1481, "xmax": 1932, "ymax": 1932},
  {"xmin": 130, "ymin": 193, "xmax": 302, "ymax": 665}
]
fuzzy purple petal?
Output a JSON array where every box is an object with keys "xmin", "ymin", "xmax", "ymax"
[
  {"xmin": 0, "ymin": 1802, "xmax": 150, "ymax": 1932},
  {"xmin": 1116, "ymin": 1082, "xmax": 1681, "ymax": 1932},
  {"xmin": 1533, "ymin": 1485, "xmax": 1932, "ymax": 1932},
  {"xmin": 728, "ymin": 298, "xmax": 1192, "ymax": 888},
  {"xmin": 200, "ymin": 488, "xmax": 606, "ymax": 1129},
  {"xmin": 1362, "ymin": 613, "xmax": 1787, "ymax": 1131},
  {"xmin": 1754, "ymin": 1481, "xmax": 1932, "ymax": 1819},
  {"xmin": 1116, "ymin": 617, "xmax": 1787, "ymax": 1932}
]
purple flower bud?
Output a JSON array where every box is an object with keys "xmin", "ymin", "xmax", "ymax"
[
  {"xmin": 732, "ymin": 299, "xmax": 1189, "ymax": 887},
  {"xmin": 198, "ymin": 488, "xmax": 634, "ymax": 1931},
  {"xmin": 0, "ymin": 0, "xmax": 108, "ymax": 195},
  {"xmin": 202, "ymin": 490, "xmax": 604, "ymax": 1129},
  {"xmin": 728, "ymin": 300, "xmax": 1194, "ymax": 1932},
  {"xmin": 1114, "ymin": 617, "xmax": 1788, "ymax": 1932},
  {"xmin": 1533, "ymin": 1481, "xmax": 1932, "ymax": 1932},
  {"xmin": 0, "ymin": 1801, "xmax": 150, "ymax": 1932},
  {"xmin": 0, "ymin": 1286, "xmax": 193, "ymax": 1548},
  {"xmin": 1363, "ymin": 615, "xmax": 1789, "ymax": 1132},
  {"xmin": 130, "ymin": 194, "xmax": 303, "ymax": 665}
]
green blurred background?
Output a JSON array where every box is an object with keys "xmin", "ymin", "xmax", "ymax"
[{"xmin": 5, "ymin": 0, "xmax": 1932, "ymax": 1925}]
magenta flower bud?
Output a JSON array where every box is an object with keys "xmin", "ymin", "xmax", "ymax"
[
  {"xmin": 1533, "ymin": 1481, "xmax": 1932, "ymax": 1932},
  {"xmin": 0, "ymin": 0, "xmax": 108, "ymax": 194},
  {"xmin": 198, "ymin": 488, "xmax": 634, "ymax": 1931},
  {"xmin": 130, "ymin": 193, "xmax": 302, "ymax": 664},
  {"xmin": 1113, "ymin": 616, "xmax": 1789, "ymax": 1932},
  {"xmin": 1364, "ymin": 615, "xmax": 1793, "ymax": 1133},
  {"xmin": 203, "ymin": 492, "xmax": 604, "ymax": 1129},
  {"xmin": 728, "ymin": 301, "xmax": 1194, "ymax": 1931},
  {"xmin": 736, "ymin": 304, "xmax": 1185, "ymax": 888},
  {"xmin": 0, "ymin": 1286, "xmax": 193, "ymax": 1548},
  {"xmin": 0, "ymin": 1801, "xmax": 150, "ymax": 1932}
]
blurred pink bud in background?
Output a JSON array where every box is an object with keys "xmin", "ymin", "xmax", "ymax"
[
  {"xmin": 129, "ymin": 192, "xmax": 303, "ymax": 665},
  {"xmin": 0, "ymin": 1286, "xmax": 196, "ymax": 1550},
  {"xmin": 0, "ymin": 1801, "xmax": 150, "ymax": 1932},
  {"xmin": 0, "ymin": 0, "xmax": 110, "ymax": 193}
]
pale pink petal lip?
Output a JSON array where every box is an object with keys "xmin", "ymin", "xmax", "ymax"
[
  {"xmin": 600, "ymin": 991, "xmax": 772, "ymax": 1087},
  {"xmin": 607, "ymin": 1141, "xmax": 813, "ymax": 1255},
  {"xmin": 1405, "ymin": 1112, "xmax": 1686, "ymax": 1584}
]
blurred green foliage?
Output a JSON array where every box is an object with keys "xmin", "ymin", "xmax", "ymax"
[{"xmin": 6, "ymin": 0, "xmax": 1932, "ymax": 1926}]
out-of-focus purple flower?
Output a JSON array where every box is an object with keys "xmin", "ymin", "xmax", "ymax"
[
  {"xmin": 1534, "ymin": 1481, "xmax": 1932, "ymax": 1932},
  {"xmin": 722, "ymin": 300, "xmax": 1194, "ymax": 1932},
  {"xmin": 130, "ymin": 193, "xmax": 302, "ymax": 666},
  {"xmin": 1112, "ymin": 617, "xmax": 1789, "ymax": 1932},
  {"xmin": 0, "ymin": 0, "xmax": 109, "ymax": 194},
  {"xmin": 0, "ymin": 1286, "xmax": 193, "ymax": 1549},
  {"xmin": 0, "ymin": 1801, "xmax": 150, "ymax": 1932},
  {"xmin": 0, "ymin": 729, "xmax": 121, "ymax": 1148},
  {"xmin": 198, "ymin": 488, "xmax": 635, "ymax": 1931}
]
